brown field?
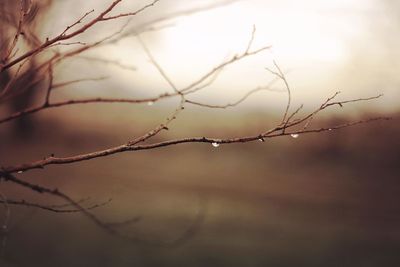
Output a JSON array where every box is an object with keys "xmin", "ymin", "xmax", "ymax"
[{"xmin": 1, "ymin": 107, "xmax": 399, "ymax": 267}]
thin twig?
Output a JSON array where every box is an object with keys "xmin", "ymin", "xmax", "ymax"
[
  {"xmin": 0, "ymin": 198, "xmax": 112, "ymax": 213},
  {"xmin": 44, "ymin": 63, "xmax": 53, "ymax": 105}
]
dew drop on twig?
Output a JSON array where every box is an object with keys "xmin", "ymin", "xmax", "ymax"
[
  {"xmin": 291, "ymin": 133, "xmax": 299, "ymax": 139},
  {"xmin": 212, "ymin": 142, "xmax": 220, "ymax": 148},
  {"xmin": 147, "ymin": 101, "xmax": 154, "ymax": 106},
  {"xmin": 17, "ymin": 171, "xmax": 24, "ymax": 174},
  {"xmin": 258, "ymin": 138, "xmax": 265, "ymax": 142}
]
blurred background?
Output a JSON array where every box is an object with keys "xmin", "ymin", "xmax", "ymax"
[{"xmin": 1, "ymin": 0, "xmax": 399, "ymax": 266}]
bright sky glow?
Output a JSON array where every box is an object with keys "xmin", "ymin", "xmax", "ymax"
[{"xmin": 58, "ymin": 0, "xmax": 399, "ymax": 111}]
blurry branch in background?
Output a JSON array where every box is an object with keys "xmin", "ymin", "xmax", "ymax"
[
  {"xmin": 51, "ymin": 76, "xmax": 110, "ymax": 90},
  {"xmin": 0, "ymin": 0, "xmax": 390, "ymax": 246},
  {"xmin": 0, "ymin": 191, "xmax": 11, "ymax": 257},
  {"xmin": 0, "ymin": 171, "xmax": 206, "ymax": 247},
  {"xmin": 266, "ymin": 60, "xmax": 292, "ymax": 124},
  {"xmin": 0, "ymin": 197, "xmax": 112, "ymax": 213},
  {"xmin": 76, "ymin": 55, "xmax": 137, "ymax": 71},
  {"xmin": 114, "ymin": 0, "xmax": 242, "ymax": 39}
]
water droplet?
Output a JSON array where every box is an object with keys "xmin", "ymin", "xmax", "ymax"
[
  {"xmin": 291, "ymin": 134, "xmax": 299, "ymax": 139},
  {"xmin": 211, "ymin": 142, "xmax": 220, "ymax": 148},
  {"xmin": 147, "ymin": 101, "xmax": 154, "ymax": 106},
  {"xmin": 258, "ymin": 138, "xmax": 265, "ymax": 142},
  {"xmin": 17, "ymin": 171, "xmax": 23, "ymax": 174},
  {"xmin": 328, "ymin": 128, "xmax": 333, "ymax": 131}
]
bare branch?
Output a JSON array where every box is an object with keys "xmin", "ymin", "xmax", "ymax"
[
  {"xmin": 44, "ymin": 63, "xmax": 53, "ymax": 106},
  {"xmin": 0, "ymin": 191, "xmax": 11, "ymax": 257},
  {"xmin": 1, "ymin": 0, "xmax": 160, "ymax": 71},
  {"xmin": 137, "ymin": 35, "xmax": 180, "ymax": 94},
  {"xmin": 185, "ymin": 77, "xmax": 281, "ymax": 109},
  {"xmin": 52, "ymin": 76, "xmax": 109, "ymax": 90},
  {"xmin": 118, "ymin": 0, "xmax": 241, "ymax": 39},
  {"xmin": 0, "ymin": 97, "xmax": 162, "ymax": 124},
  {"xmin": 0, "ymin": 93, "xmax": 387, "ymax": 174},
  {"xmin": 60, "ymin": 9, "xmax": 95, "ymax": 36},
  {"xmin": 0, "ymin": 198, "xmax": 112, "ymax": 213},
  {"xmin": 0, "ymin": 173, "xmax": 206, "ymax": 247},
  {"xmin": 181, "ymin": 45, "xmax": 271, "ymax": 94},
  {"xmin": 245, "ymin": 25, "xmax": 257, "ymax": 53},
  {"xmin": 101, "ymin": 0, "xmax": 160, "ymax": 21},
  {"xmin": 2, "ymin": 0, "xmax": 26, "ymax": 63},
  {"xmin": 266, "ymin": 60, "xmax": 292, "ymax": 124},
  {"xmin": 77, "ymin": 56, "xmax": 136, "ymax": 71}
]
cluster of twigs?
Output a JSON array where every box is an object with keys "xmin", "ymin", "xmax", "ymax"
[{"xmin": 0, "ymin": 0, "xmax": 388, "ymax": 246}]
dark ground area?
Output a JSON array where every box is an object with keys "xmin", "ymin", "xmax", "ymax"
[{"xmin": 0, "ymin": 107, "xmax": 399, "ymax": 267}]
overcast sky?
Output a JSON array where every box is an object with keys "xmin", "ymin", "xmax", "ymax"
[{"xmin": 49, "ymin": 0, "xmax": 400, "ymax": 112}]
